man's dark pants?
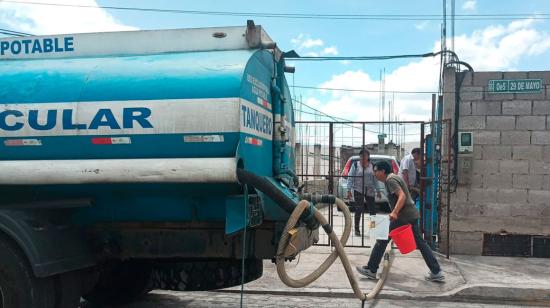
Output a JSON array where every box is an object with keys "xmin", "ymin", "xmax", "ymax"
[
  {"xmin": 366, "ymin": 218, "xmax": 441, "ymax": 274},
  {"xmin": 353, "ymin": 190, "xmax": 375, "ymax": 232}
]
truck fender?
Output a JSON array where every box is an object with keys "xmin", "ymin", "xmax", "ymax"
[{"xmin": 0, "ymin": 210, "xmax": 95, "ymax": 278}]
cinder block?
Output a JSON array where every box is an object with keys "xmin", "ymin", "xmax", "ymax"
[
  {"xmin": 516, "ymin": 93, "xmax": 546, "ymax": 100},
  {"xmin": 469, "ymin": 188, "xmax": 498, "ymax": 203},
  {"xmin": 461, "ymin": 71, "xmax": 474, "ymax": 86},
  {"xmin": 533, "ymin": 100, "xmax": 550, "ymax": 115},
  {"xmin": 460, "ymin": 87, "xmax": 483, "ymax": 101},
  {"xmin": 496, "ymin": 189, "xmax": 528, "ymax": 204},
  {"xmin": 513, "ymin": 145, "xmax": 543, "ymax": 160},
  {"xmin": 532, "ymin": 131, "xmax": 550, "ymax": 145},
  {"xmin": 516, "ymin": 116, "xmax": 546, "ymax": 130},
  {"xmin": 474, "ymin": 148, "xmax": 482, "ymax": 159},
  {"xmin": 484, "ymin": 203, "xmax": 512, "ymax": 217},
  {"xmin": 472, "ymin": 101, "xmax": 501, "ymax": 115},
  {"xmin": 530, "ymin": 161, "xmax": 550, "ymax": 175},
  {"xmin": 451, "ymin": 201, "xmax": 469, "ymax": 216},
  {"xmin": 512, "ymin": 174, "xmax": 544, "ymax": 189},
  {"xmin": 501, "ymin": 131, "xmax": 531, "ymax": 145},
  {"xmin": 482, "ymin": 173, "xmax": 512, "ymax": 189},
  {"xmin": 528, "ymin": 71, "xmax": 550, "ymax": 82},
  {"xmin": 502, "ymin": 100, "xmax": 532, "ymax": 115},
  {"xmin": 453, "ymin": 188, "xmax": 468, "ymax": 202},
  {"xmin": 544, "ymin": 175, "xmax": 550, "ymax": 190},
  {"xmin": 459, "ymin": 116, "xmax": 485, "ymax": 130},
  {"xmin": 473, "ymin": 160, "xmax": 499, "ymax": 175},
  {"xmin": 510, "ymin": 204, "xmax": 527, "ymax": 217},
  {"xmin": 504, "ymin": 72, "xmax": 528, "ymax": 79},
  {"xmin": 450, "ymin": 238, "xmax": 482, "ymax": 255},
  {"xmin": 474, "ymin": 131, "xmax": 500, "ymax": 145},
  {"xmin": 482, "ymin": 145, "xmax": 512, "ymax": 160},
  {"xmin": 459, "ymin": 102, "xmax": 472, "ymax": 116},
  {"xmin": 473, "ymin": 71, "xmax": 502, "ymax": 87},
  {"xmin": 450, "ymin": 231, "xmax": 482, "ymax": 241},
  {"xmin": 467, "ymin": 204, "xmax": 487, "ymax": 216},
  {"xmin": 544, "ymin": 146, "xmax": 550, "ymax": 162},
  {"xmin": 471, "ymin": 174, "xmax": 483, "ymax": 188},
  {"xmin": 485, "ymin": 93, "xmax": 515, "ymax": 101},
  {"xmin": 486, "ymin": 116, "xmax": 515, "ymax": 130},
  {"xmin": 528, "ymin": 190, "xmax": 550, "ymax": 204},
  {"xmin": 500, "ymin": 160, "xmax": 529, "ymax": 174},
  {"xmin": 532, "ymin": 204, "xmax": 550, "ymax": 217}
]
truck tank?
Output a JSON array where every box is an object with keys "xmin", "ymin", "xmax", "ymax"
[{"xmin": 0, "ymin": 21, "xmax": 317, "ymax": 306}]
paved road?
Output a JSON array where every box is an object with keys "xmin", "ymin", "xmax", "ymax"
[{"xmin": 81, "ymin": 290, "xmax": 541, "ymax": 308}]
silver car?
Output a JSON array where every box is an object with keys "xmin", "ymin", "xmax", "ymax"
[{"xmin": 337, "ymin": 154, "xmax": 400, "ymax": 213}]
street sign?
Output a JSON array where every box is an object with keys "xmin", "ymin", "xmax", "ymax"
[{"xmin": 488, "ymin": 79, "xmax": 542, "ymax": 93}]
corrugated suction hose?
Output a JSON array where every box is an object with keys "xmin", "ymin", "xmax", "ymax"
[
  {"xmin": 236, "ymin": 168, "xmax": 393, "ymax": 305},
  {"xmin": 275, "ymin": 199, "xmax": 393, "ymax": 305}
]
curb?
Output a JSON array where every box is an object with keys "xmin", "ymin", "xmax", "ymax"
[{"xmin": 217, "ymin": 285, "xmax": 550, "ymax": 305}]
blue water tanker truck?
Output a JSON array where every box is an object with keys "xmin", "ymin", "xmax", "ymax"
[{"xmin": 0, "ymin": 21, "xmax": 321, "ymax": 307}]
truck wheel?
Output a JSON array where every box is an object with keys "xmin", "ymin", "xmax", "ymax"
[
  {"xmin": 0, "ymin": 236, "xmax": 56, "ymax": 308},
  {"xmin": 151, "ymin": 258, "xmax": 263, "ymax": 291},
  {"xmin": 82, "ymin": 261, "xmax": 152, "ymax": 306}
]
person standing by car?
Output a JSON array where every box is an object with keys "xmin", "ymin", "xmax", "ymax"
[
  {"xmin": 346, "ymin": 149, "xmax": 376, "ymax": 236},
  {"xmin": 399, "ymin": 148, "xmax": 420, "ymax": 201},
  {"xmin": 356, "ymin": 160, "xmax": 444, "ymax": 282}
]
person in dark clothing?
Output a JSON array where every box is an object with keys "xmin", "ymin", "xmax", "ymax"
[
  {"xmin": 356, "ymin": 160, "xmax": 445, "ymax": 282},
  {"xmin": 346, "ymin": 149, "xmax": 377, "ymax": 236}
]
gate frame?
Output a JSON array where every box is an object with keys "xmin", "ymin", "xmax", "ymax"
[{"xmin": 295, "ymin": 120, "xmax": 452, "ymax": 253}]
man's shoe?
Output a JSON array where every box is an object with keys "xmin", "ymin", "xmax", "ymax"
[
  {"xmin": 354, "ymin": 230, "xmax": 361, "ymax": 236},
  {"xmin": 356, "ymin": 266, "xmax": 377, "ymax": 280},
  {"xmin": 425, "ymin": 271, "xmax": 445, "ymax": 282}
]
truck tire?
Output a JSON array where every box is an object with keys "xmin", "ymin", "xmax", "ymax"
[
  {"xmin": 0, "ymin": 236, "xmax": 56, "ymax": 308},
  {"xmin": 151, "ymin": 258, "xmax": 263, "ymax": 291},
  {"xmin": 82, "ymin": 261, "xmax": 152, "ymax": 306}
]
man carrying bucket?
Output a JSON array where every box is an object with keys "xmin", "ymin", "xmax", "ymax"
[{"xmin": 356, "ymin": 160, "xmax": 445, "ymax": 282}]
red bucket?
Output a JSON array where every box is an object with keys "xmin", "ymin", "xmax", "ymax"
[{"xmin": 389, "ymin": 224, "xmax": 417, "ymax": 254}]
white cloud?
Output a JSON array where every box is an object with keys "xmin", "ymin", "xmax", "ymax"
[
  {"xmin": 304, "ymin": 51, "xmax": 319, "ymax": 57},
  {"xmin": 462, "ymin": 0, "xmax": 476, "ymax": 11},
  {"xmin": 301, "ymin": 38, "xmax": 324, "ymax": 49},
  {"xmin": 0, "ymin": 0, "xmax": 136, "ymax": 35},
  {"xmin": 291, "ymin": 33, "xmax": 339, "ymax": 58},
  {"xmin": 301, "ymin": 18, "xmax": 550, "ymax": 125},
  {"xmin": 414, "ymin": 21, "xmax": 429, "ymax": 30},
  {"xmin": 322, "ymin": 46, "xmax": 338, "ymax": 56},
  {"xmin": 453, "ymin": 18, "xmax": 550, "ymax": 70}
]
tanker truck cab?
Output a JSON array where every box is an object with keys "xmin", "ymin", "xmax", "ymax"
[{"xmin": 0, "ymin": 21, "xmax": 318, "ymax": 307}]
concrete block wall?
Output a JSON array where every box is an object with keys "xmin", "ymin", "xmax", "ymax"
[{"xmin": 443, "ymin": 69, "xmax": 550, "ymax": 255}]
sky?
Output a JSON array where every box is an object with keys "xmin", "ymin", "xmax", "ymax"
[{"xmin": 1, "ymin": 0, "xmax": 550, "ymax": 128}]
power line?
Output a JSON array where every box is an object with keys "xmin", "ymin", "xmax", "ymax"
[
  {"xmin": 291, "ymin": 85, "xmax": 492, "ymax": 94},
  {"xmin": 292, "ymin": 85, "xmax": 440, "ymax": 94},
  {"xmin": 2, "ymin": 1, "xmax": 550, "ymax": 21},
  {"xmin": 286, "ymin": 52, "xmax": 435, "ymax": 61},
  {"xmin": 0, "ymin": 28, "xmax": 33, "ymax": 37}
]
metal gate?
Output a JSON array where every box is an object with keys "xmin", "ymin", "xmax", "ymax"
[{"xmin": 295, "ymin": 120, "xmax": 452, "ymax": 251}]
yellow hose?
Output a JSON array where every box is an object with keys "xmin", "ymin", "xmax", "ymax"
[{"xmin": 275, "ymin": 198, "xmax": 394, "ymax": 303}]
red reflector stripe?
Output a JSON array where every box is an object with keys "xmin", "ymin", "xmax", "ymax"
[
  {"xmin": 244, "ymin": 136, "xmax": 263, "ymax": 146},
  {"xmin": 91, "ymin": 137, "xmax": 132, "ymax": 145},
  {"xmin": 4, "ymin": 139, "xmax": 42, "ymax": 146},
  {"xmin": 92, "ymin": 138, "xmax": 113, "ymax": 145},
  {"xmin": 5, "ymin": 139, "xmax": 24, "ymax": 146}
]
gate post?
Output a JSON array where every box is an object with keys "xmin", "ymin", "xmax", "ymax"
[{"xmin": 328, "ymin": 123, "xmax": 334, "ymax": 194}]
